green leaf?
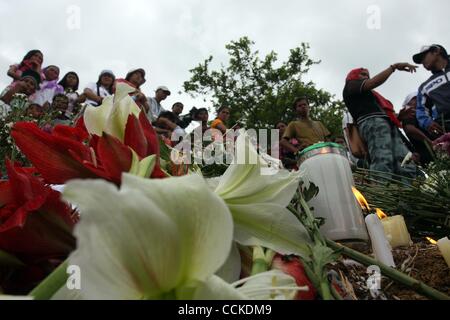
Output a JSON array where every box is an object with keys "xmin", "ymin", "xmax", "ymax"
[{"xmin": 0, "ymin": 249, "xmax": 25, "ymax": 268}]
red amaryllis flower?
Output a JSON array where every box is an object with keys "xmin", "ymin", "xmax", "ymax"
[
  {"xmin": 0, "ymin": 160, "xmax": 76, "ymax": 263},
  {"xmin": 271, "ymin": 254, "xmax": 317, "ymax": 300},
  {"xmin": 11, "ymin": 112, "xmax": 166, "ymax": 185}
]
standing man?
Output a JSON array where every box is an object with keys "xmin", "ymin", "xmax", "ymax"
[
  {"xmin": 342, "ymin": 64, "xmax": 417, "ymax": 178},
  {"xmin": 413, "ymin": 44, "xmax": 450, "ymax": 136},
  {"xmin": 281, "ymin": 97, "xmax": 331, "ymax": 153},
  {"xmin": 147, "ymin": 86, "xmax": 171, "ymax": 121}
]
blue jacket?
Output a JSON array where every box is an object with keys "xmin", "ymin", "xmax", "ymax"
[{"xmin": 416, "ymin": 64, "xmax": 450, "ymax": 130}]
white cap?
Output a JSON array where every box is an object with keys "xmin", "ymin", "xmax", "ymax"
[
  {"xmin": 100, "ymin": 69, "xmax": 115, "ymax": 77},
  {"xmin": 156, "ymin": 86, "xmax": 171, "ymax": 95}
]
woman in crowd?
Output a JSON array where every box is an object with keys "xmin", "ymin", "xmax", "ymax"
[
  {"xmin": 124, "ymin": 68, "xmax": 150, "ymax": 112},
  {"xmin": 0, "ymin": 70, "xmax": 41, "ymax": 117},
  {"xmin": 194, "ymin": 107, "xmax": 210, "ymax": 134},
  {"xmin": 7, "ymin": 50, "xmax": 45, "ymax": 82},
  {"xmin": 58, "ymin": 71, "xmax": 86, "ymax": 117},
  {"xmin": 84, "ymin": 70, "xmax": 115, "ymax": 106},
  {"xmin": 32, "ymin": 65, "xmax": 64, "ymax": 108},
  {"xmin": 211, "ymin": 106, "xmax": 230, "ymax": 135}
]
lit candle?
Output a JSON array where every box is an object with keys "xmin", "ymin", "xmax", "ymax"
[
  {"xmin": 380, "ymin": 215, "xmax": 412, "ymax": 248},
  {"xmin": 365, "ymin": 214, "xmax": 396, "ymax": 267},
  {"xmin": 437, "ymin": 237, "xmax": 450, "ymax": 269}
]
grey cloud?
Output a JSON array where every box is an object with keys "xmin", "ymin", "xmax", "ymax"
[{"xmin": 1, "ymin": 0, "xmax": 449, "ymax": 113}]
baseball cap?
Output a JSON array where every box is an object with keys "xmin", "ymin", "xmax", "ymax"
[
  {"xmin": 156, "ymin": 85, "xmax": 171, "ymax": 95},
  {"xmin": 413, "ymin": 44, "xmax": 448, "ymax": 64}
]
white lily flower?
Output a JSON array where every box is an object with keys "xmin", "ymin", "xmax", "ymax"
[
  {"xmin": 211, "ymin": 131, "xmax": 311, "ymax": 258},
  {"xmin": 61, "ymin": 173, "xmax": 241, "ymax": 299},
  {"xmin": 84, "ymin": 81, "xmax": 141, "ymax": 141}
]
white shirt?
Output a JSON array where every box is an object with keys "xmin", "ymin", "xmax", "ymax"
[
  {"xmin": 147, "ymin": 97, "xmax": 166, "ymax": 122},
  {"xmin": 84, "ymin": 82, "xmax": 111, "ymax": 106},
  {"xmin": 31, "ymin": 80, "xmax": 64, "ymax": 106}
]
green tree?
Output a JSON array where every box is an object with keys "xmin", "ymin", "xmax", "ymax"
[{"xmin": 183, "ymin": 37, "xmax": 345, "ymax": 138}]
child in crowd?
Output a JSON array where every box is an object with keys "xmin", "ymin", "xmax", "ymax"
[
  {"xmin": 50, "ymin": 94, "xmax": 71, "ymax": 126},
  {"xmin": 275, "ymin": 121, "xmax": 299, "ymax": 170},
  {"xmin": 25, "ymin": 103, "xmax": 44, "ymax": 119},
  {"xmin": 58, "ymin": 71, "xmax": 86, "ymax": 117},
  {"xmin": 7, "ymin": 50, "xmax": 45, "ymax": 82},
  {"xmin": 32, "ymin": 65, "xmax": 64, "ymax": 108}
]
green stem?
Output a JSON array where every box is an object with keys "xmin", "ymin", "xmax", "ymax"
[
  {"xmin": 251, "ymin": 246, "xmax": 268, "ymax": 276},
  {"xmin": 330, "ymin": 283, "xmax": 344, "ymax": 300},
  {"xmin": 29, "ymin": 260, "xmax": 69, "ymax": 300},
  {"xmin": 326, "ymin": 239, "xmax": 450, "ymax": 300}
]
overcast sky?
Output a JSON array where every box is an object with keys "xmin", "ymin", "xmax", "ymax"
[{"xmin": 1, "ymin": 0, "xmax": 449, "ymax": 118}]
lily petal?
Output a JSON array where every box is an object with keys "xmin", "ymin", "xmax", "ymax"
[
  {"xmin": 63, "ymin": 179, "xmax": 182, "ymax": 299},
  {"xmin": 229, "ymin": 203, "xmax": 311, "ymax": 258},
  {"xmin": 83, "ymin": 96, "xmax": 114, "ymax": 137},
  {"xmin": 63, "ymin": 174, "xmax": 234, "ymax": 299},
  {"xmin": 121, "ymin": 174, "xmax": 233, "ymax": 283},
  {"xmin": 215, "ymin": 242, "xmax": 242, "ymax": 283}
]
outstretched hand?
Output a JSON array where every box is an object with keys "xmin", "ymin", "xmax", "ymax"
[{"xmin": 394, "ymin": 63, "xmax": 418, "ymax": 73}]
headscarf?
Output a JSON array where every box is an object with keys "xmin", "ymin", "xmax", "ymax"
[
  {"xmin": 402, "ymin": 92, "xmax": 418, "ymax": 108},
  {"xmin": 346, "ymin": 68, "xmax": 402, "ymax": 128}
]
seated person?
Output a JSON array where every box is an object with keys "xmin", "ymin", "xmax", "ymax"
[
  {"xmin": 275, "ymin": 121, "xmax": 299, "ymax": 170},
  {"xmin": 401, "ymin": 93, "xmax": 434, "ymax": 166},
  {"xmin": 7, "ymin": 50, "xmax": 45, "ymax": 82},
  {"xmin": 194, "ymin": 107, "xmax": 210, "ymax": 134},
  {"xmin": 154, "ymin": 111, "xmax": 186, "ymax": 144},
  {"xmin": 281, "ymin": 97, "xmax": 331, "ymax": 154},
  {"xmin": 211, "ymin": 106, "xmax": 230, "ymax": 135},
  {"xmin": 25, "ymin": 103, "xmax": 44, "ymax": 119},
  {"xmin": 0, "ymin": 70, "xmax": 41, "ymax": 117},
  {"xmin": 84, "ymin": 70, "xmax": 115, "ymax": 106},
  {"xmin": 32, "ymin": 65, "xmax": 64, "ymax": 108},
  {"xmin": 58, "ymin": 71, "xmax": 86, "ymax": 117},
  {"xmin": 51, "ymin": 94, "xmax": 72, "ymax": 126}
]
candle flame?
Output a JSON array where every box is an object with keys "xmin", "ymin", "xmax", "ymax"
[
  {"xmin": 351, "ymin": 186, "xmax": 370, "ymax": 211},
  {"xmin": 375, "ymin": 208, "xmax": 388, "ymax": 220},
  {"xmin": 426, "ymin": 237, "xmax": 437, "ymax": 245}
]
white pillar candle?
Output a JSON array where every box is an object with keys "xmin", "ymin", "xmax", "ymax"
[
  {"xmin": 365, "ymin": 214, "xmax": 396, "ymax": 267},
  {"xmin": 437, "ymin": 237, "xmax": 450, "ymax": 269},
  {"xmin": 380, "ymin": 215, "xmax": 412, "ymax": 248}
]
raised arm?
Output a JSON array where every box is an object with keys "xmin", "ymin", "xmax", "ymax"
[{"xmin": 362, "ymin": 63, "xmax": 417, "ymax": 92}]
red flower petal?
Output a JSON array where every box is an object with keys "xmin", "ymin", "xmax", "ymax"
[
  {"xmin": 11, "ymin": 122, "xmax": 97, "ymax": 184},
  {"xmin": 96, "ymin": 133, "xmax": 132, "ymax": 184},
  {"xmin": 53, "ymin": 124, "xmax": 89, "ymax": 142},
  {"xmin": 139, "ymin": 112, "xmax": 160, "ymax": 156},
  {"xmin": 124, "ymin": 114, "xmax": 148, "ymax": 158},
  {"xmin": 0, "ymin": 163, "xmax": 76, "ymax": 259}
]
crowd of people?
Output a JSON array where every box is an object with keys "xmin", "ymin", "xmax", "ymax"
[{"xmin": 1, "ymin": 44, "xmax": 449, "ymax": 178}]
